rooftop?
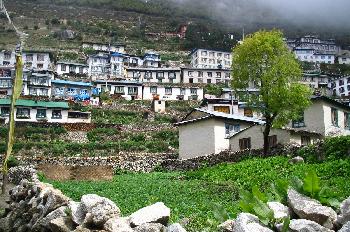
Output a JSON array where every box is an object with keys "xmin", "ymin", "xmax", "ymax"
[
  {"xmin": 52, "ymin": 79, "xmax": 92, "ymax": 87},
  {"xmin": 0, "ymin": 99, "xmax": 69, "ymax": 109},
  {"xmin": 175, "ymin": 108, "xmax": 265, "ymax": 126}
]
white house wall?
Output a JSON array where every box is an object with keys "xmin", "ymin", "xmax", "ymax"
[{"xmin": 179, "ymin": 118, "xmax": 216, "ymax": 159}]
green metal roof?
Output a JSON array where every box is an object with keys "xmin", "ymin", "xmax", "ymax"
[{"xmin": 0, "ymin": 99, "xmax": 69, "ymax": 109}]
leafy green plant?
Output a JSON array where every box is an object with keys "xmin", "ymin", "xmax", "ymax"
[
  {"xmin": 239, "ymin": 186, "xmax": 275, "ymax": 226},
  {"xmin": 292, "ymin": 169, "xmax": 340, "ymax": 208}
]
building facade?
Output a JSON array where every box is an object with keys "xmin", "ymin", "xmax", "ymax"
[
  {"xmin": 190, "ymin": 49, "xmax": 232, "ymax": 69},
  {"xmin": 142, "ymin": 83, "xmax": 204, "ymax": 101},
  {"xmin": 0, "ymin": 50, "xmax": 52, "ymax": 70},
  {"xmin": 294, "ymin": 48, "xmax": 335, "ymax": 64},
  {"xmin": 181, "ymin": 68, "xmax": 231, "ymax": 85},
  {"xmin": 0, "ymin": 99, "xmax": 91, "ymax": 123},
  {"xmin": 56, "ymin": 61, "xmax": 88, "ymax": 76},
  {"xmin": 330, "ymin": 76, "xmax": 350, "ymax": 97},
  {"xmin": 52, "ymin": 79, "xmax": 92, "ymax": 101},
  {"xmin": 126, "ymin": 67, "xmax": 181, "ymax": 83}
]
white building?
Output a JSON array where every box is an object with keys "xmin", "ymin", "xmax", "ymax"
[
  {"xmin": 87, "ymin": 53, "xmax": 111, "ymax": 80},
  {"xmin": 25, "ymin": 71, "xmax": 53, "ymax": 97},
  {"xmin": 52, "ymin": 79, "xmax": 92, "ymax": 101},
  {"xmin": 82, "ymin": 42, "xmax": 125, "ymax": 53},
  {"xmin": 94, "ymin": 80, "xmax": 143, "ymax": 101},
  {"xmin": 0, "ymin": 50, "xmax": 52, "ymax": 70},
  {"xmin": 56, "ymin": 61, "xmax": 88, "ymax": 76},
  {"xmin": 338, "ymin": 52, "xmax": 350, "ymax": 65},
  {"xmin": 0, "ymin": 99, "xmax": 91, "ymax": 124},
  {"xmin": 287, "ymin": 35, "xmax": 340, "ymax": 54},
  {"xmin": 330, "ymin": 76, "xmax": 350, "ymax": 97},
  {"xmin": 294, "ymin": 48, "xmax": 335, "ymax": 64},
  {"xmin": 142, "ymin": 83, "xmax": 204, "ymax": 101},
  {"xmin": 0, "ymin": 66, "xmax": 13, "ymax": 96},
  {"xmin": 288, "ymin": 96, "xmax": 350, "ymax": 137},
  {"xmin": 142, "ymin": 52, "xmax": 161, "ymax": 68},
  {"xmin": 229, "ymin": 125, "xmax": 321, "ymax": 152},
  {"xmin": 175, "ymin": 108, "xmax": 264, "ymax": 159},
  {"xmin": 190, "ymin": 48, "xmax": 232, "ymax": 69},
  {"xmin": 181, "ymin": 68, "xmax": 231, "ymax": 85},
  {"xmin": 126, "ymin": 67, "xmax": 181, "ymax": 83}
]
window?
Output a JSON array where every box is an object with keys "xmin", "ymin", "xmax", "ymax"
[
  {"xmin": 198, "ymin": 78, "xmax": 203, "ymax": 83},
  {"xmin": 180, "ymin": 88, "xmax": 186, "ymax": 95},
  {"xmin": 188, "ymin": 71, "xmax": 193, "ymax": 77},
  {"xmin": 331, "ymin": 108, "xmax": 338, "ymax": 126},
  {"xmin": 69, "ymin": 66, "xmax": 75, "ymax": 72},
  {"xmin": 115, "ymin": 86, "xmax": 124, "ymax": 94},
  {"xmin": 1, "ymin": 107, "xmax": 10, "ymax": 117},
  {"xmin": 301, "ymin": 136, "xmax": 311, "ymax": 146},
  {"xmin": 201, "ymin": 51, "xmax": 207, "ymax": 56},
  {"xmin": 37, "ymin": 64, "xmax": 44, "ymax": 69},
  {"xmin": 52, "ymin": 109, "xmax": 62, "ymax": 119},
  {"xmin": 189, "ymin": 78, "xmax": 193, "ymax": 83},
  {"xmin": 207, "ymin": 79, "xmax": 211, "ymax": 84},
  {"xmin": 165, "ymin": 87, "xmax": 172, "ymax": 95},
  {"xmin": 128, "ymin": 87, "xmax": 138, "ymax": 95},
  {"xmin": 340, "ymin": 87, "xmax": 345, "ymax": 93},
  {"xmin": 239, "ymin": 138, "xmax": 251, "ymax": 150},
  {"xmin": 292, "ymin": 113, "xmax": 305, "ymax": 128},
  {"xmin": 216, "ymin": 72, "xmax": 221, "ymax": 78},
  {"xmin": 268, "ymin": 135, "xmax": 277, "ymax": 148},
  {"xmin": 169, "ymin": 72, "xmax": 176, "ymax": 79},
  {"xmin": 16, "ymin": 108, "xmax": 30, "ymax": 119},
  {"xmin": 225, "ymin": 123, "xmax": 240, "ymax": 136},
  {"xmin": 198, "ymin": 71, "xmax": 203, "ymax": 77},
  {"xmin": 207, "ymin": 72, "xmax": 212, "ymax": 77},
  {"xmin": 345, "ymin": 113, "xmax": 349, "ymax": 129},
  {"xmin": 190, "ymin": 88, "xmax": 197, "ymax": 95},
  {"xmin": 150, "ymin": 86, "xmax": 157, "ymax": 94},
  {"xmin": 156, "ymin": 72, "xmax": 164, "ymax": 79},
  {"xmin": 26, "ymin": 54, "xmax": 33, "ymax": 61},
  {"xmin": 225, "ymin": 72, "xmax": 231, "ymax": 78},
  {"xmin": 36, "ymin": 109, "xmax": 47, "ymax": 119},
  {"xmin": 79, "ymin": 67, "xmax": 84, "ymax": 74},
  {"xmin": 37, "ymin": 54, "xmax": 45, "ymax": 61},
  {"xmin": 145, "ymin": 72, "xmax": 152, "ymax": 79},
  {"xmin": 244, "ymin": 108, "xmax": 253, "ymax": 117}
]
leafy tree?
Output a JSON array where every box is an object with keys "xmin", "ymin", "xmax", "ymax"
[{"xmin": 231, "ymin": 30, "xmax": 312, "ymax": 155}]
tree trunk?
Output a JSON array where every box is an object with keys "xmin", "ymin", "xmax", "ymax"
[{"xmin": 263, "ymin": 119, "xmax": 272, "ymax": 156}]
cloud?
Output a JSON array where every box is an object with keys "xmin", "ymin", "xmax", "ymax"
[{"xmin": 166, "ymin": 0, "xmax": 350, "ymax": 30}]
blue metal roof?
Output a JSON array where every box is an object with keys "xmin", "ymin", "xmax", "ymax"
[
  {"xmin": 111, "ymin": 52, "xmax": 126, "ymax": 57},
  {"xmin": 51, "ymin": 79, "xmax": 92, "ymax": 87}
]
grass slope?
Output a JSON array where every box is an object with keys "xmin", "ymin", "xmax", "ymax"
[{"xmin": 50, "ymin": 156, "xmax": 350, "ymax": 231}]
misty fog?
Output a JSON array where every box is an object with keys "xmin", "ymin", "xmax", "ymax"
[{"xmin": 166, "ymin": 0, "xmax": 350, "ymax": 30}]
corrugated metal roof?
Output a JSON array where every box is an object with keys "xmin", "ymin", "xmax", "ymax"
[
  {"xmin": 52, "ymin": 79, "xmax": 92, "ymax": 87},
  {"xmin": 0, "ymin": 99, "xmax": 69, "ymax": 109}
]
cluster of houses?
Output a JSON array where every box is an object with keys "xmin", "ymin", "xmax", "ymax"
[
  {"xmin": 287, "ymin": 35, "xmax": 350, "ymax": 65},
  {"xmin": 177, "ymin": 95, "xmax": 350, "ymax": 159}
]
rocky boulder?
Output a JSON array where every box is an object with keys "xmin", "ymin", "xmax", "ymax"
[
  {"xmin": 287, "ymin": 188, "xmax": 337, "ymax": 229},
  {"xmin": 103, "ymin": 217, "xmax": 133, "ymax": 232},
  {"xmin": 166, "ymin": 223, "xmax": 187, "ymax": 232},
  {"xmin": 129, "ymin": 202, "xmax": 170, "ymax": 227},
  {"xmin": 218, "ymin": 219, "xmax": 235, "ymax": 232},
  {"xmin": 338, "ymin": 221, "xmax": 350, "ymax": 232},
  {"xmin": 288, "ymin": 219, "xmax": 334, "ymax": 232},
  {"xmin": 336, "ymin": 197, "xmax": 350, "ymax": 226},
  {"xmin": 231, "ymin": 213, "xmax": 273, "ymax": 232},
  {"xmin": 267, "ymin": 202, "xmax": 290, "ymax": 220},
  {"xmin": 289, "ymin": 156, "xmax": 304, "ymax": 164},
  {"xmin": 72, "ymin": 194, "xmax": 121, "ymax": 228},
  {"xmin": 134, "ymin": 223, "xmax": 166, "ymax": 232}
]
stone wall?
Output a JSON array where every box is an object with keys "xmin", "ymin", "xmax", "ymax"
[
  {"xmin": 0, "ymin": 167, "xmax": 187, "ymax": 232},
  {"xmin": 11, "ymin": 152, "xmax": 178, "ymax": 173}
]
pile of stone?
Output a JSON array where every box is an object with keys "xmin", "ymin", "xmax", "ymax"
[
  {"xmin": 0, "ymin": 178, "xmax": 187, "ymax": 232},
  {"xmin": 220, "ymin": 188, "xmax": 350, "ymax": 232}
]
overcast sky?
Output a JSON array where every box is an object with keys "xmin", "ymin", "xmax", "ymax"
[{"xmin": 168, "ymin": 0, "xmax": 350, "ymax": 29}]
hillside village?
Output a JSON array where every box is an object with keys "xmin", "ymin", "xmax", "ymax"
[{"xmin": 1, "ymin": 1, "xmax": 350, "ymax": 232}]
